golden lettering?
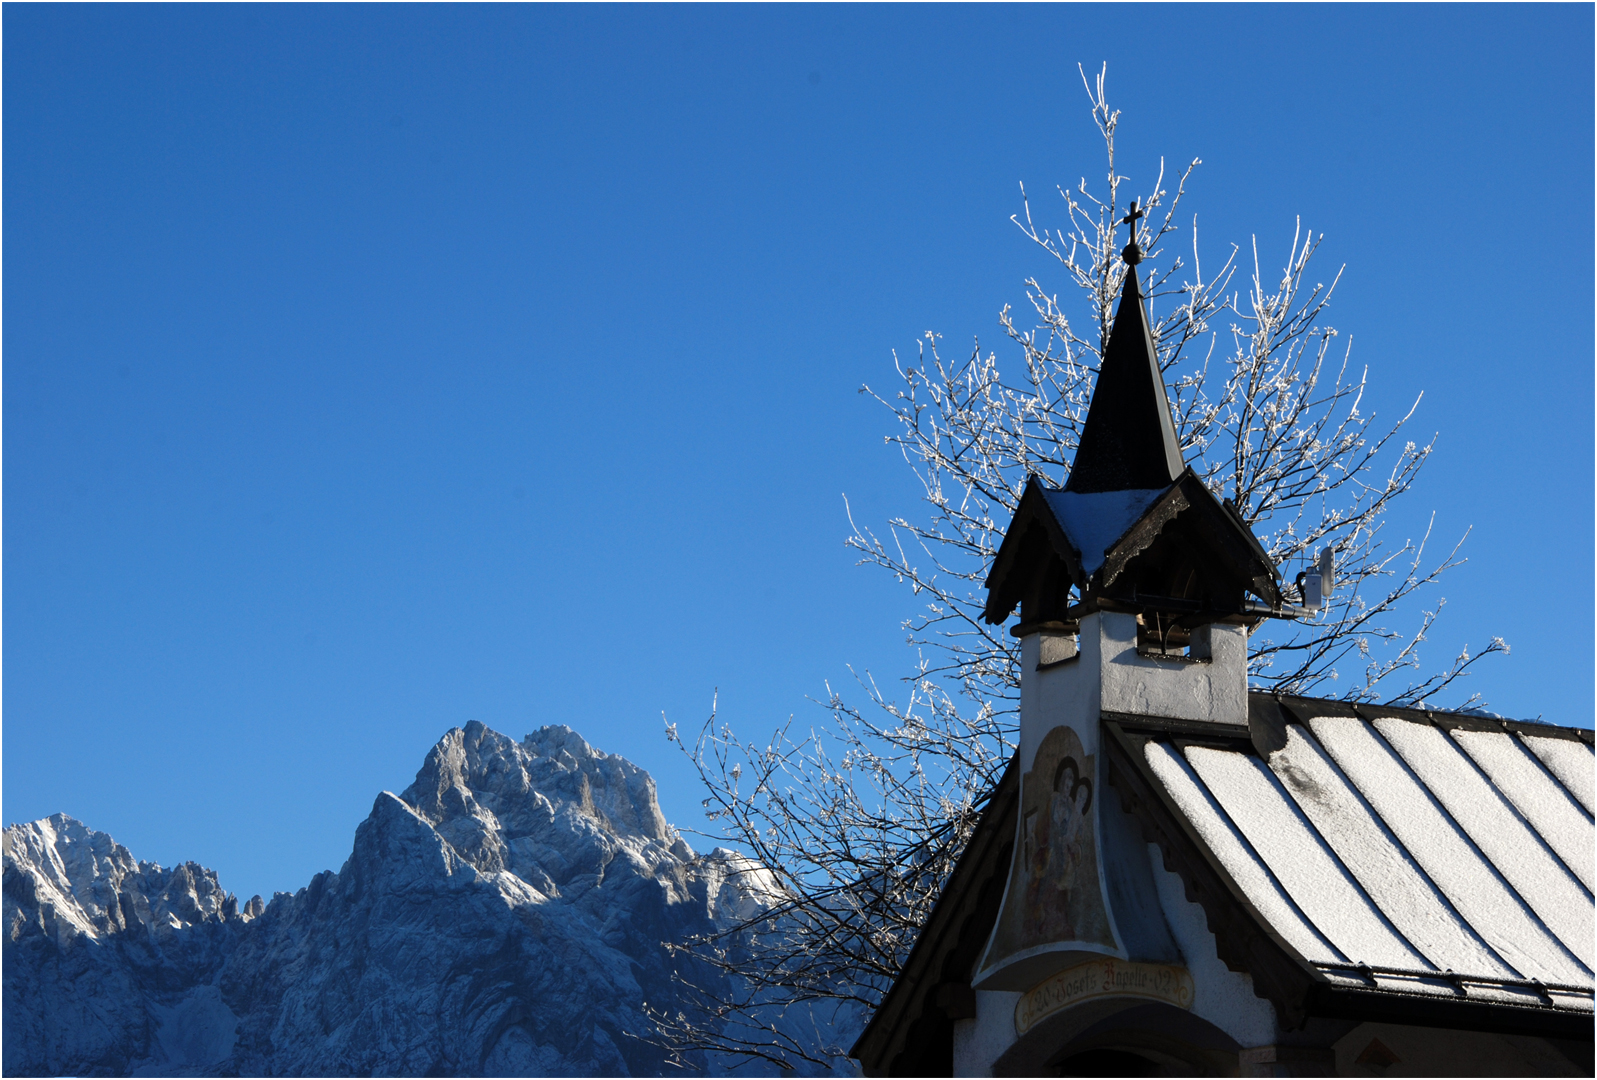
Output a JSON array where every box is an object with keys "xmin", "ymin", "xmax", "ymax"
[{"xmin": 1014, "ymin": 960, "xmax": 1194, "ymax": 1035}]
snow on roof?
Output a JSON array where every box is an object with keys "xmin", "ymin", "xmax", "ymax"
[
  {"xmin": 856, "ymin": 696, "xmax": 1592, "ymax": 1073},
  {"xmin": 1041, "ymin": 486, "xmax": 1168, "ymax": 574},
  {"xmin": 1130, "ymin": 701, "xmax": 1594, "ymax": 1013}
]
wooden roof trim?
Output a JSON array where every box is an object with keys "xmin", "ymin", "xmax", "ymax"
[
  {"xmin": 1220, "ymin": 493, "xmax": 1282, "ymax": 588},
  {"xmin": 1103, "ymin": 470, "xmax": 1279, "ymax": 601},
  {"xmin": 982, "ymin": 477, "xmax": 1085, "ymax": 625},
  {"xmin": 1301, "ymin": 981, "xmax": 1595, "ymax": 1040},
  {"xmin": 1123, "ymin": 470, "xmax": 1280, "ymax": 604},
  {"xmin": 1094, "ymin": 475, "xmax": 1193, "ymax": 590},
  {"xmin": 988, "ymin": 469, "xmax": 1285, "ymax": 626}
]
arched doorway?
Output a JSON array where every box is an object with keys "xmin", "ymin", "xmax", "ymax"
[{"xmin": 995, "ymin": 1000, "xmax": 1241, "ymax": 1076}]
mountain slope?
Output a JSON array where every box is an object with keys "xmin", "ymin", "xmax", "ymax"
[{"xmin": 3, "ymin": 723, "xmax": 818, "ymax": 1077}]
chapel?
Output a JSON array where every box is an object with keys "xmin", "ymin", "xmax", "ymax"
[{"xmin": 849, "ymin": 210, "xmax": 1595, "ymax": 1077}]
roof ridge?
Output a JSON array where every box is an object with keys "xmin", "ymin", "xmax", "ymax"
[{"xmin": 1257, "ymin": 690, "xmax": 1593, "ymax": 745}]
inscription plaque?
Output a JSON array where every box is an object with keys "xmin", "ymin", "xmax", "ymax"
[{"xmin": 1014, "ymin": 959, "xmax": 1194, "ymax": 1035}]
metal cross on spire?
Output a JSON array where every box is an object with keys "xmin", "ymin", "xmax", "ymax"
[{"xmin": 1121, "ymin": 201, "xmax": 1143, "ymax": 266}]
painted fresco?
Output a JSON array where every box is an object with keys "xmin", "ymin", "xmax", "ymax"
[{"xmin": 985, "ymin": 725, "xmax": 1116, "ymax": 963}]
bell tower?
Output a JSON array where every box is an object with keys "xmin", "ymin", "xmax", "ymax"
[{"xmin": 973, "ymin": 205, "xmax": 1293, "ymax": 991}]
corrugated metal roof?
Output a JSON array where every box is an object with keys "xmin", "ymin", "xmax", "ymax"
[{"xmin": 1135, "ymin": 699, "xmax": 1594, "ymax": 1015}]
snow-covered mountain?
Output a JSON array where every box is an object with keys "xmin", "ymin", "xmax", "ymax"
[{"xmin": 3, "ymin": 722, "xmax": 840, "ymax": 1077}]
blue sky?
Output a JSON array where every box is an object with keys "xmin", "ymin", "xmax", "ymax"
[{"xmin": 5, "ymin": 4, "xmax": 1591, "ymax": 905}]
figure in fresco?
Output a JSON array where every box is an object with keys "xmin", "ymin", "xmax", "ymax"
[
  {"xmin": 1047, "ymin": 757, "xmax": 1092, "ymax": 895},
  {"xmin": 1024, "ymin": 746, "xmax": 1096, "ymax": 939},
  {"xmin": 982, "ymin": 724, "xmax": 1115, "ymax": 968}
]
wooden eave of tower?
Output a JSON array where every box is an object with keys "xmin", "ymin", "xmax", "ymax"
[
  {"xmin": 982, "ymin": 469, "xmax": 1282, "ymax": 629},
  {"xmin": 981, "ymin": 475, "xmax": 1089, "ymax": 626},
  {"xmin": 1095, "ymin": 469, "xmax": 1282, "ymax": 609}
]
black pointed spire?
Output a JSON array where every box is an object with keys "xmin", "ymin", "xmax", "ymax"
[{"xmin": 1063, "ymin": 205, "xmax": 1184, "ymax": 494}]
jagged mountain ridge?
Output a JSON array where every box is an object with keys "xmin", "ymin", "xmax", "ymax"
[{"xmin": 3, "ymin": 722, "xmax": 804, "ymax": 1077}]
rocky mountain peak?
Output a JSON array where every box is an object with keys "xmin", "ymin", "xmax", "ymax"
[
  {"xmin": 4, "ymin": 814, "xmax": 239, "ymax": 947},
  {"xmin": 2, "ymin": 721, "xmax": 841, "ymax": 1077},
  {"xmin": 397, "ymin": 721, "xmax": 687, "ymax": 889}
]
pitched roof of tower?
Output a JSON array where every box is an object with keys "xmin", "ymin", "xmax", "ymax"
[
  {"xmin": 981, "ymin": 235, "xmax": 1285, "ymax": 625},
  {"xmin": 1064, "ymin": 265, "xmax": 1184, "ymax": 494}
]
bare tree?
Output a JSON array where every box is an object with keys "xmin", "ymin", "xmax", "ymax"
[{"xmin": 649, "ymin": 65, "xmax": 1505, "ymax": 1071}]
